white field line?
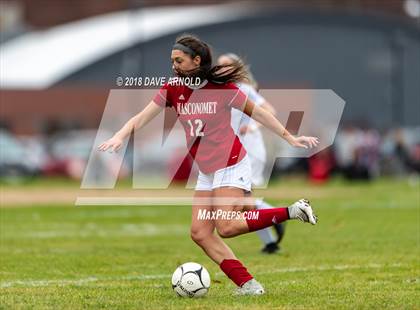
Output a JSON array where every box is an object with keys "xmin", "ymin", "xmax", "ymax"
[
  {"xmin": 0, "ymin": 263, "xmax": 405, "ymax": 288},
  {"xmin": 14, "ymin": 223, "xmax": 189, "ymax": 239},
  {"xmin": 75, "ymin": 197, "xmax": 265, "ymax": 206}
]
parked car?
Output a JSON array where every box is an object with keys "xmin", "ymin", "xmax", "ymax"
[{"xmin": 0, "ymin": 130, "xmax": 41, "ymax": 182}]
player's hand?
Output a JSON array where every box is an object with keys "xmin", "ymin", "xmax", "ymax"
[
  {"xmin": 289, "ymin": 136, "xmax": 319, "ymax": 149},
  {"xmin": 98, "ymin": 136, "xmax": 124, "ymax": 152}
]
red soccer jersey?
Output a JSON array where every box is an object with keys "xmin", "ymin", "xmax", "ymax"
[{"xmin": 153, "ymin": 80, "xmax": 248, "ymax": 174}]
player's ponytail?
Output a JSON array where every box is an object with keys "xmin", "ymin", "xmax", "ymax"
[
  {"xmin": 220, "ymin": 53, "xmax": 259, "ymax": 90},
  {"xmin": 173, "ymin": 34, "xmax": 248, "ymax": 84}
]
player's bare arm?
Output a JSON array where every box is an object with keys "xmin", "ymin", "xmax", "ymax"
[
  {"xmin": 242, "ymin": 99, "xmax": 319, "ymax": 149},
  {"xmin": 260, "ymin": 101, "xmax": 276, "ymax": 116},
  {"xmin": 98, "ymin": 101, "xmax": 163, "ymax": 152},
  {"xmin": 240, "ymin": 100, "xmax": 276, "ymax": 134}
]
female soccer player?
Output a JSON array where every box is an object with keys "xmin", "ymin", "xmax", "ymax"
[
  {"xmin": 217, "ymin": 53, "xmax": 285, "ymax": 254},
  {"xmin": 99, "ymin": 34, "xmax": 319, "ymax": 295}
]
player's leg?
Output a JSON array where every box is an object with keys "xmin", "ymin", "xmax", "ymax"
[
  {"xmin": 241, "ymin": 192, "xmax": 276, "ymax": 250},
  {"xmin": 255, "ymin": 198, "xmax": 286, "ymax": 249},
  {"xmin": 190, "ymin": 190, "xmax": 263, "ymax": 294},
  {"xmin": 244, "ymin": 192, "xmax": 279, "ymax": 254},
  {"xmin": 191, "ymin": 170, "xmax": 262, "ymax": 294},
  {"xmin": 211, "ymin": 186, "xmax": 265, "ymax": 295},
  {"xmin": 214, "ymin": 192, "xmax": 317, "ymax": 238},
  {"xmin": 211, "ymin": 186, "xmax": 317, "ymax": 295},
  {"xmin": 211, "ymin": 156, "xmax": 316, "ymax": 239},
  {"xmin": 190, "ymin": 190, "xmax": 237, "ymax": 264},
  {"xmin": 242, "ymin": 195, "xmax": 286, "ymax": 252}
]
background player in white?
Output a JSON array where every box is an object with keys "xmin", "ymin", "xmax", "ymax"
[{"xmin": 218, "ymin": 53, "xmax": 285, "ymax": 254}]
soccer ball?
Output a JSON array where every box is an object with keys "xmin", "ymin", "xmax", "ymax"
[{"xmin": 171, "ymin": 262, "xmax": 211, "ymax": 297}]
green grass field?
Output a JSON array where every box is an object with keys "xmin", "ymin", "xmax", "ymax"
[{"xmin": 1, "ymin": 178, "xmax": 419, "ymax": 309}]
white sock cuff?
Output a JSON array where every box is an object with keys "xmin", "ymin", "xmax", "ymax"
[
  {"xmin": 255, "ymin": 199, "xmax": 264, "ymax": 210},
  {"xmin": 255, "ymin": 199, "xmax": 274, "ymax": 210}
]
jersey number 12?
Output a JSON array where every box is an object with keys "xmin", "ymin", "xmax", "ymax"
[{"xmin": 187, "ymin": 119, "xmax": 204, "ymax": 137}]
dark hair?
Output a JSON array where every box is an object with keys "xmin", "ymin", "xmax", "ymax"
[{"xmin": 173, "ymin": 34, "xmax": 248, "ymax": 84}]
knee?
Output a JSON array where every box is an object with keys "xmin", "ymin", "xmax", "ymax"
[
  {"xmin": 190, "ymin": 228, "xmax": 208, "ymax": 245},
  {"xmin": 216, "ymin": 222, "xmax": 236, "ymax": 238}
]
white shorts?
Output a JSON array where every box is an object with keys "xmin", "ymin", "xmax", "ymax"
[{"xmin": 195, "ymin": 155, "xmax": 252, "ymax": 192}]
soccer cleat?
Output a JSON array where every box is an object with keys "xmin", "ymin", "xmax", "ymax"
[
  {"xmin": 261, "ymin": 242, "xmax": 279, "ymax": 254},
  {"xmin": 234, "ymin": 279, "xmax": 265, "ymax": 295},
  {"xmin": 287, "ymin": 199, "xmax": 318, "ymax": 225}
]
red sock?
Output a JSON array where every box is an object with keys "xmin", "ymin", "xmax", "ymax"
[
  {"xmin": 245, "ymin": 208, "xmax": 289, "ymax": 232},
  {"xmin": 220, "ymin": 259, "xmax": 253, "ymax": 287}
]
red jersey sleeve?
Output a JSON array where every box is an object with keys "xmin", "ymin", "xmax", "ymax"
[
  {"xmin": 224, "ymin": 82, "xmax": 248, "ymax": 110},
  {"xmin": 152, "ymin": 83, "xmax": 172, "ymax": 108}
]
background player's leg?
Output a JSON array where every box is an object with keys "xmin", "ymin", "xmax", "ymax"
[
  {"xmin": 255, "ymin": 225, "xmax": 278, "ymax": 253},
  {"xmin": 248, "ymin": 154, "xmax": 285, "ymax": 251}
]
